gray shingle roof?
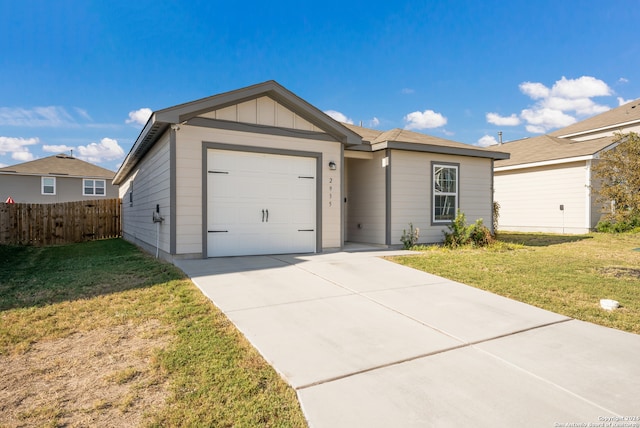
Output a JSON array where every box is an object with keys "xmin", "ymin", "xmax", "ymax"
[
  {"xmin": 487, "ymin": 134, "xmax": 616, "ymax": 168},
  {"xmin": 549, "ymin": 98, "xmax": 640, "ymax": 137},
  {"xmin": 343, "ymin": 124, "xmax": 509, "ymax": 160},
  {"xmin": 0, "ymin": 154, "xmax": 115, "ymax": 178}
]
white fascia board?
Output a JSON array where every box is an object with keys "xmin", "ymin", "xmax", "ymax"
[{"xmin": 494, "ymin": 154, "xmax": 595, "ymax": 172}]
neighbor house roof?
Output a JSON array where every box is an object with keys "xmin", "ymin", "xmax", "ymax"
[
  {"xmin": 0, "ymin": 154, "xmax": 115, "ymax": 178},
  {"xmin": 114, "ymin": 80, "xmax": 363, "ymax": 184},
  {"xmin": 343, "ymin": 124, "xmax": 510, "ymax": 160},
  {"xmin": 549, "ymin": 98, "xmax": 640, "ymax": 139},
  {"xmin": 487, "ymin": 134, "xmax": 616, "ymax": 169}
]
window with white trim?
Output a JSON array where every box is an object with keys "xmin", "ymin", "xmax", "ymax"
[
  {"xmin": 83, "ymin": 179, "xmax": 106, "ymax": 196},
  {"xmin": 41, "ymin": 177, "xmax": 56, "ymax": 195},
  {"xmin": 432, "ymin": 163, "xmax": 458, "ymax": 223}
]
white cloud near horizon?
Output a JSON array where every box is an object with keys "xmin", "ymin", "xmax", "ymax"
[
  {"xmin": 43, "ymin": 144, "xmax": 75, "ymax": 153},
  {"xmin": 0, "ymin": 136, "xmax": 39, "ymax": 162},
  {"xmin": 486, "ymin": 76, "xmax": 614, "ymax": 134},
  {"xmin": 76, "ymin": 138, "xmax": 124, "ymax": 164},
  {"xmin": 476, "ymin": 135, "xmax": 498, "ymax": 147},
  {"xmin": 486, "ymin": 112, "xmax": 521, "ymax": 126},
  {"xmin": 126, "ymin": 108, "xmax": 152, "ymax": 126},
  {"xmin": 369, "ymin": 117, "xmax": 380, "ymax": 127},
  {"xmin": 404, "ymin": 109, "xmax": 447, "ymax": 130},
  {"xmin": 617, "ymin": 96, "xmax": 634, "ymax": 106},
  {"xmin": 324, "ymin": 110, "xmax": 354, "ymax": 125}
]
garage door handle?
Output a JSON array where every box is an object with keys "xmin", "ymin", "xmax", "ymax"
[
  {"xmin": 298, "ymin": 229, "xmax": 314, "ymax": 232},
  {"xmin": 262, "ymin": 209, "xmax": 264, "ymax": 222},
  {"xmin": 266, "ymin": 209, "xmax": 269, "ymax": 222},
  {"xmin": 208, "ymin": 230, "xmax": 228, "ymax": 233}
]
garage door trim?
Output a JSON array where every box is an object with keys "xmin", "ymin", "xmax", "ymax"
[{"xmin": 201, "ymin": 141, "xmax": 323, "ymax": 257}]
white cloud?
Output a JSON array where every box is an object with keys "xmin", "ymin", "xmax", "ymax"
[
  {"xmin": 43, "ymin": 144, "xmax": 75, "ymax": 153},
  {"xmin": 401, "ymin": 88, "xmax": 415, "ymax": 94},
  {"xmin": 476, "ymin": 135, "xmax": 498, "ymax": 147},
  {"xmin": 618, "ymin": 97, "xmax": 634, "ymax": 106},
  {"xmin": 490, "ymin": 76, "xmax": 614, "ymax": 133},
  {"xmin": 486, "ymin": 112, "xmax": 521, "ymax": 126},
  {"xmin": 519, "ymin": 82, "xmax": 550, "ymax": 99},
  {"xmin": 550, "ymin": 76, "xmax": 612, "ymax": 99},
  {"xmin": 0, "ymin": 106, "xmax": 75, "ymax": 127},
  {"xmin": 76, "ymin": 138, "xmax": 125, "ymax": 164},
  {"xmin": 520, "ymin": 107, "xmax": 577, "ymax": 133},
  {"xmin": 404, "ymin": 109, "xmax": 447, "ymax": 130},
  {"xmin": 0, "ymin": 136, "xmax": 39, "ymax": 162},
  {"xmin": 74, "ymin": 107, "xmax": 92, "ymax": 121},
  {"xmin": 125, "ymin": 108, "xmax": 152, "ymax": 126},
  {"xmin": 324, "ymin": 110, "xmax": 354, "ymax": 125},
  {"xmin": 369, "ymin": 117, "xmax": 380, "ymax": 127},
  {"xmin": 12, "ymin": 151, "xmax": 35, "ymax": 162},
  {"xmin": 619, "ymin": 77, "xmax": 629, "ymax": 84}
]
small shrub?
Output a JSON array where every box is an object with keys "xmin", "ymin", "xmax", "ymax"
[
  {"xmin": 400, "ymin": 223, "xmax": 420, "ymax": 249},
  {"xmin": 469, "ymin": 219, "xmax": 494, "ymax": 247},
  {"xmin": 443, "ymin": 212, "xmax": 471, "ymax": 248},
  {"xmin": 493, "ymin": 201, "xmax": 500, "ymax": 233},
  {"xmin": 443, "ymin": 211, "xmax": 494, "ymax": 248}
]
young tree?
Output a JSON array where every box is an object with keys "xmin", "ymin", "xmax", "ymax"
[{"xmin": 592, "ymin": 132, "xmax": 640, "ymax": 223}]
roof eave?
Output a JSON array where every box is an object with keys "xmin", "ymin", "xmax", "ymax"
[{"xmin": 368, "ymin": 140, "xmax": 510, "ymax": 160}]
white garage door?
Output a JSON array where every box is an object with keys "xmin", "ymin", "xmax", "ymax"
[{"xmin": 207, "ymin": 149, "xmax": 317, "ymax": 257}]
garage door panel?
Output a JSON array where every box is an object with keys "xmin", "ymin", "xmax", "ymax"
[{"xmin": 207, "ymin": 149, "xmax": 317, "ymax": 257}]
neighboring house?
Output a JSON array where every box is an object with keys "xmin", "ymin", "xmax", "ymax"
[
  {"xmin": 113, "ymin": 81, "xmax": 508, "ymax": 259},
  {"xmin": 0, "ymin": 154, "xmax": 118, "ymax": 203},
  {"xmin": 488, "ymin": 99, "xmax": 640, "ymax": 234}
]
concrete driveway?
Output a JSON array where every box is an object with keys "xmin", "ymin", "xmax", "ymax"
[{"xmin": 175, "ymin": 249, "xmax": 640, "ymax": 427}]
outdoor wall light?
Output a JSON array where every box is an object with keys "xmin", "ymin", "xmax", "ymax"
[{"xmin": 328, "ymin": 161, "xmax": 337, "ymax": 170}]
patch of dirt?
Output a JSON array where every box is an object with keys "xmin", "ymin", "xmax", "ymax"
[
  {"xmin": 0, "ymin": 320, "xmax": 171, "ymax": 427},
  {"xmin": 599, "ymin": 266, "xmax": 640, "ymax": 280}
]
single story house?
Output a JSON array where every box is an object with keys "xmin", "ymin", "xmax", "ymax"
[
  {"xmin": 0, "ymin": 154, "xmax": 118, "ymax": 203},
  {"xmin": 113, "ymin": 81, "xmax": 508, "ymax": 259},
  {"xmin": 488, "ymin": 99, "xmax": 640, "ymax": 234}
]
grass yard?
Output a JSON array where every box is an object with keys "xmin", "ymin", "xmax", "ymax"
[
  {"xmin": 391, "ymin": 232, "xmax": 640, "ymax": 335},
  {"xmin": 0, "ymin": 239, "xmax": 307, "ymax": 428}
]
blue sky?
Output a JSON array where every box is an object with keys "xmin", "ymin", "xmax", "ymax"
[{"xmin": 1, "ymin": 0, "xmax": 639, "ymax": 172}]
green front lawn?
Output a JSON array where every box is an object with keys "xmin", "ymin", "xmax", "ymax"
[
  {"xmin": 0, "ymin": 239, "xmax": 307, "ymax": 427},
  {"xmin": 391, "ymin": 232, "xmax": 640, "ymax": 334}
]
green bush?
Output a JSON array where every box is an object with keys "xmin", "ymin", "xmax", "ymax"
[
  {"xmin": 443, "ymin": 211, "xmax": 494, "ymax": 248},
  {"xmin": 596, "ymin": 216, "xmax": 640, "ymax": 233}
]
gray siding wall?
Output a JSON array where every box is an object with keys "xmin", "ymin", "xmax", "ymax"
[
  {"xmin": 391, "ymin": 150, "xmax": 494, "ymax": 244},
  {"xmin": 345, "ymin": 152, "xmax": 386, "ymax": 245},
  {"xmin": 0, "ymin": 174, "xmax": 118, "ymax": 203},
  {"xmin": 119, "ymin": 133, "xmax": 171, "ymax": 255}
]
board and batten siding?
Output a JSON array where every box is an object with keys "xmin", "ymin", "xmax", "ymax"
[
  {"xmin": 119, "ymin": 132, "xmax": 171, "ymax": 255},
  {"xmin": 390, "ymin": 151, "xmax": 494, "ymax": 244},
  {"xmin": 174, "ymin": 125, "xmax": 343, "ymax": 255},
  {"xmin": 494, "ymin": 161, "xmax": 591, "ymax": 234},
  {"xmin": 345, "ymin": 151, "xmax": 387, "ymax": 245}
]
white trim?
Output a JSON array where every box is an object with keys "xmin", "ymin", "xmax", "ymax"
[
  {"xmin": 495, "ymin": 154, "xmax": 595, "ymax": 172},
  {"xmin": 83, "ymin": 178, "xmax": 107, "ymax": 196},
  {"xmin": 585, "ymin": 160, "xmax": 592, "ymax": 230},
  {"xmin": 41, "ymin": 176, "xmax": 56, "ymax": 195}
]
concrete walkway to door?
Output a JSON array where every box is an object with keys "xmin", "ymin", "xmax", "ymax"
[{"xmin": 175, "ymin": 249, "xmax": 640, "ymax": 427}]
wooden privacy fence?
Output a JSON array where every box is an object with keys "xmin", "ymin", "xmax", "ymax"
[{"xmin": 0, "ymin": 198, "xmax": 121, "ymax": 246}]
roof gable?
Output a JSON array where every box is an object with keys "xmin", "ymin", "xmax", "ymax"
[
  {"xmin": 115, "ymin": 81, "xmax": 362, "ymax": 184},
  {"xmin": 0, "ymin": 154, "xmax": 115, "ymax": 178}
]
